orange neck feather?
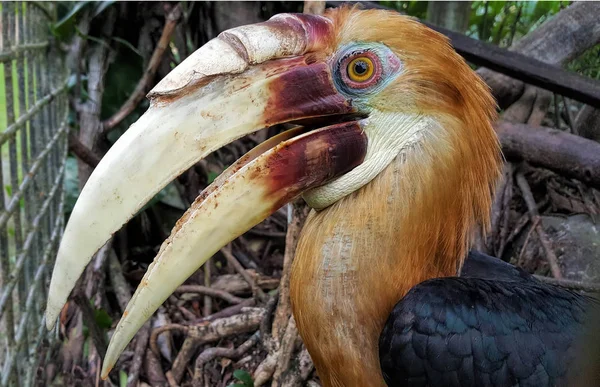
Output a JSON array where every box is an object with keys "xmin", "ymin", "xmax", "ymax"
[
  {"xmin": 290, "ymin": 119, "xmax": 500, "ymax": 386},
  {"xmin": 289, "ymin": 7, "xmax": 501, "ymax": 387}
]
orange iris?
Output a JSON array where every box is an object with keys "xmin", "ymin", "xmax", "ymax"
[{"xmin": 347, "ymin": 57, "xmax": 375, "ymax": 82}]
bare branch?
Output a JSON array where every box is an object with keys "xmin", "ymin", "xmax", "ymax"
[
  {"xmin": 497, "ymin": 122, "xmax": 600, "ymax": 189},
  {"xmin": 68, "ymin": 133, "xmax": 102, "ymax": 168},
  {"xmin": 126, "ymin": 322, "xmax": 151, "ymax": 387},
  {"xmin": 102, "ymin": 4, "xmax": 183, "ymax": 132},
  {"xmin": 222, "ymin": 246, "xmax": 267, "ymax": 302},
  {"xmin": 515, "ymin": 171, "xmax": 562, "ymax": 279},
  {"xmin": 272, "ymin": 201, "xmax": 309, "ymax": 341},
  {"xmin": 192, "ymin": 332, "xmax": 260, "ymax": 387},
  {"xmin": 166, "ymin": 308, "xmax": 265, "ymax": 384},
  {"xmin": 174, "ymin": 285, "xmax": 246, "ymax": 305}
]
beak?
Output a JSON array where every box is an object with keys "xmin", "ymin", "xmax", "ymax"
[{"xmin": 46, "ymin": 14, "xmax": 368, "ymax": 378}]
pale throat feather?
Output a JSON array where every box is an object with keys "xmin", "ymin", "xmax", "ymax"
[{"xmin": 290, "ymin": 115, "xmax": 484, "ymax": 386}]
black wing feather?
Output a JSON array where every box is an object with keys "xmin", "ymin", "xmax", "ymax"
[{"xmin": 379, "ymin": 251, "xmax": 597, "ymax": 387}]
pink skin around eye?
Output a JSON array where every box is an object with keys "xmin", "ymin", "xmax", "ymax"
[
  {"xmin": 340, "ymin": 51, "xmax": 383, "ymax": 90},
  {"xmin": 386, "ymin": 51, "xmax": 402, "ymax": 73}
]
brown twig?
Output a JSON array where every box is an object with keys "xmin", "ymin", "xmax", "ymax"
[
  {"xmin": 272, "ymin": 316, "xmax": 299, "ymax": 387},
  {"xmin": 211, "ymin": 273, "xmax": 280, "ymax": 295},
  {"xmin": 126, "ymin": 321, "xmax": 151, "ymax": 387},
  {"xmin": 144, "ymin": 349, "xmax": 168, "ymax": 386},
  {"xmin": 534, "ymin": 275, "xmax": 600, "ymax": 293},
  {"xmin": 272, "ymin": 201, "xmax": 309, "ymax": 341},
  {"xmin": 192, "ymin": 332, "xmax": 260, "ymax": 387},
  {"xmin": 222, "ymin": 246, "xmax": 267, "ymax": 302},
  {"xmin": 253, "ymin": 352, "xmax": 278, "ymax": 387},
  {"xmin": 258, "ymin": 291, "xmax": 280, "ymax": 355},
  {"xmin": 107, "ymin": 249, "xmax": 132, "ymax": 313},
  {"xmin": 193, "ymin": 298, "xmax": 257, "ymax": 324},
  {"xmin": 150, "ymin": 323, "xmax": 189, "ymax": 359},
  {"xmin": 175, "ymin": 285, "xmax": 246, "ymax": 305},
  {"xmin": 515, "ymin": 171, "xmax": 562, "ymax": 279},
  {"xmin": 166, "ymin": 371, "xmax": 177, "ymax": 387},
  {"xmin": 102, "ymin": 4, "xmax": 183, "ymax": 132},
  {"xmin": 170, "ymin": 335, "xmax": 197, "ymax": 383},
  {"xmin": 282, "ymin": 346, "xmax": 314, "ymax": 386},
  {"xmin": 517, "ymin": 217, "xmax": 540, "ymax": 264},
  {"xmin": 68, "ymin": 133, "xmax": 102, "ymax": 168},
  {"xmin": 499, "ymin": 213, "xmax": 530, "ymax": 260},
  {"xmin": 203, "ymin": 261, "xmax": 212, "ymax": 316},
  {"xmin": 496, "ymin": 164, "xmax": 514, "ymax": 259},
  {"xmin": 253, "ymin": 293, "xmax": 283, "ymax": 387},
  {"xmin": 177, "ymin": 304, "xmax": 198, "ymax": 321},
  {"xmin": 168, "ymin": 308, "xmax": 266, "ymax": 384},
  {"xmin": 497, "ymin": 121, "xmax": 600, "ymax": 189}
]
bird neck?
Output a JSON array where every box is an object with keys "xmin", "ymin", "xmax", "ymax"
[{"xmin": 290, "ymin": 126, "xmax": 498, "ymax": 386}]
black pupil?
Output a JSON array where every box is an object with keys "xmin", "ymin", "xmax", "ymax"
[{"xmin": 353, "ymin": 60, "xmax": 369, "ymax": 76}]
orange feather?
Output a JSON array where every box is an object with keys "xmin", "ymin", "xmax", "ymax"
[{"xmin": 290, "ymin": 6, "xmax": 502, "ymax": 387}]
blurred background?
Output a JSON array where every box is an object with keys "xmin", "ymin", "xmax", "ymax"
[{"xmin": 1, "ymin": 1, "xmax": 600, "ymax": 386}]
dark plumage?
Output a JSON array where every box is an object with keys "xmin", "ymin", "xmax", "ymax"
[{"xmin": 379, "ymin": 251, "xmax": 598, "ymax": 387}]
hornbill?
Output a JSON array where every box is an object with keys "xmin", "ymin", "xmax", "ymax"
[{"xmin": 46, "ymin": 6, "xmax": 597, "ymax": 387}]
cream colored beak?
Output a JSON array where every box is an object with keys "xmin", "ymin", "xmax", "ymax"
[{"xmin": 45, "ymin": 13, "xmax": 368, "ymax": 379}]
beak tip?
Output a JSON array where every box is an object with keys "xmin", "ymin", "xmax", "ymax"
[
  {"xmin": 101, "ymin": 361, "xmax": 113, "ymax": 380},
  {"xmin": 45, "ymin": 304, "xmax": 60, "ymax": 331},
  {"xmin": 45, "ymin": 317, "xmax": 55, "ymax": 331}
]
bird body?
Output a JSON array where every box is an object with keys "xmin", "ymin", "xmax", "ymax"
[
  {"xmin": 45, "ymin": 6, "xmax": 598, "ymax": 387},
  {"xmin": 380, "ymin": 252, "xmax": 596, "ymax": 387}
]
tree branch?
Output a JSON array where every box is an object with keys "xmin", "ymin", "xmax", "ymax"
[
  {"xmin": 68, "ymin": 133, "xmax": 102, "ymax": 168},
  {"xmin": 515, "ymin": 171, "xmax": 562, "ymax": 279},
  {"xmin": 102, "ymin": 4, "xmax": 183, "ymax": 133},
  {"xmin": 497, "ymin": 122, "xmax": 600, "ymax": 188},
  {"xmin": 174, "ymin": 284, "xmax": 246, "ymax": 305}
]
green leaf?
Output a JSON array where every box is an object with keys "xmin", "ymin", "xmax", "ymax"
[
  {"xmin": 112, "ymin": 37, "xmax": 142, "ymax": 57},
  {"xmin": 94, "ymin": 308, "xmax": 113, "ymax": 329},
  {"xmin": 207, "ymin": 171, "xmax": 219, "ymax": 184},
  {"xmin": 75, "ymin": 26, "xmax": 113, "ymax": 50},
  {"xmin": 52, "ymin": 1, "xmax": 92, "ymax": 40},
  {"xmin": 232, "ymin": 369, "xmax": 254, "ymax": 387},
  {"xmin": 119, "ymin": 370, "xmax": 128, "ymax": 387}
]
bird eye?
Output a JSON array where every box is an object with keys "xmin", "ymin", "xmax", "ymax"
[
  {"xmin": 347, "ymin": 57, "xmax": 374, "ymax": 82},
  {"xmin": 339, "ymin": 50, "xmax": 382, "ymax": 90}
]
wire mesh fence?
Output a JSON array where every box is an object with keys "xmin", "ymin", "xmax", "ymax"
[{"xmin": 0, "ymin": 2, "xmax": 68, "ymax": 386}]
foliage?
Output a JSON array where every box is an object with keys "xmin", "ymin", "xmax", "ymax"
[
  {"xmin": 53, "ymin": 1, "xmax": 115, "ymax": 41},
  {"xmin": 93, "ymin": 307, "xmax": 113, "ymax": 329},
  {"xmin": 381, "ymin": 1, "xmax": 571, "ymax": 47},
  {"xmin": 467, "ymin": 1, "xmax": 570, "ymax": 46},
  {"xmin": 379, "ymin": 1, "xmax": 600, "ymax": 90},
  {"xmin": 228, "ymin": 369, "xmax": 254, "ymax": 387},
  {"xmin": 379, "ymin": 1, "xmax": 428, "ymax": 19},
  {"xmin": 119, "ymin": 370, "xmax": 128, "ymax": 387},
  {"xmin": 568, "ymin": 45, "xmax": 600, "ymax": 80}
]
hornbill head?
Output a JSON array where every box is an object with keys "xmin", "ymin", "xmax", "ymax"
[{"xmin": 46, "ymin": 6, "xmax": 501, "ymax": 380}]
